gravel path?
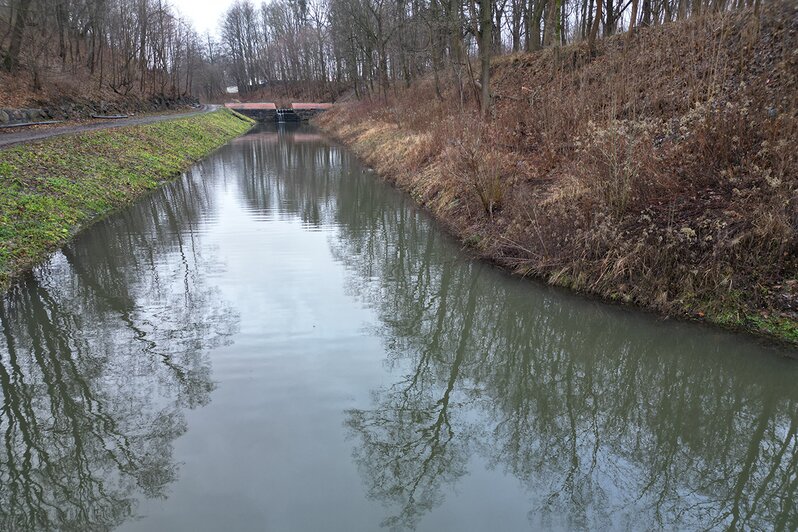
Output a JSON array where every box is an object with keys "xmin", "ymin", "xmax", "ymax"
[{"xmin": 0, "ymin": 105, "xmax": 218, "ymax": 149}]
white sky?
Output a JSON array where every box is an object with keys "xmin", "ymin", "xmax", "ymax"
[{"xmin": 171, "ymin": 0, "xmax": 236, "ymax": 38}]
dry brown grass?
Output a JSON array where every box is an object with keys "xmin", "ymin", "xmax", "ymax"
[{"xmin": 315, "ymin": 1, "xmax": 798, "ymax": 341}]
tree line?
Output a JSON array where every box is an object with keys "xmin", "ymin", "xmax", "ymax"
[
  {"xmin": 218, "ymin": 0, "xmax": 765, "ymax": 111},
  {"xmin": 1, "ymin": 0, "xmax": 765, "ymax": 104},
  {"xmin": 0, "ymin": 0, "xmax": 225, "ymax": 99}
]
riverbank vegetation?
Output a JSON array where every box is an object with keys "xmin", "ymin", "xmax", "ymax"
[
  {"xmin": 317, "ymin": 3, "xmax": 798, "ymax": 342},
  {"xmin": 0, "ymin": 109, "xmax": 253, "ymax": 289}
]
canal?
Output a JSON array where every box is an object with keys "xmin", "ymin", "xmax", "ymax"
[{"xmin": 1, "ymin": 124, "xmax": 796, "ymax": 531}]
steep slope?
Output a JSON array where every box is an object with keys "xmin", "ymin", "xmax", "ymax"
[{"xmin": 317, "ymin": 2, "xmax": 798, "ymax": 342}]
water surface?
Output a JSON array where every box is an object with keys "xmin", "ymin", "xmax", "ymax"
[{"xmin": 1, "ymin": 124, "xmax": 796, "ymax": 531}]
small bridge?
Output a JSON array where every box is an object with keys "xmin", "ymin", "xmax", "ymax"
[{"xmin": 224, "ymin": 102, "xmax": 332, "ymax": 122}]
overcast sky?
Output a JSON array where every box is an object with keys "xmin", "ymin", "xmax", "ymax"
[{"xmin": 171, "ymin": 0, "xmax": 235, "ymax": 38}]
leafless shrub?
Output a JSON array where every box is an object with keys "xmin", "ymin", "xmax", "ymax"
[{"xmin": 446, "ymin": 122, "xmax": 507, "ymax": 220}]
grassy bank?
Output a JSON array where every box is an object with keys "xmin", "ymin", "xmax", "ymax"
[
  {"xmin": 317, "ymin": 3, "xmax": 798, "ymax": 344},
  {"xmin": 0, "ymin": 109, "xmax": 253, "ymax": 289}
]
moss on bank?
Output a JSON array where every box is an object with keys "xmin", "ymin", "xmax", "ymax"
[{"xmin": 0, "ymin": 109, "xmax": 253, "ymax": 289}]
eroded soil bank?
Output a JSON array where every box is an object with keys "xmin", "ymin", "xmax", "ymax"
[
  {"xmin": 316, "ymin": 3, "xmax": 798, "ymax": 344},
  {"xmin": 0, "ymin": 109, "xmax": 253, "ymax": 289}
]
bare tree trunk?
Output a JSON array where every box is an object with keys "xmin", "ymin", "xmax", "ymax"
[
  {"xmin": 57, "ymin": 1, "xmax": 67, "ymax": 66},
  {"xmin": 542, "ymin": 0, "xmax": 553, "ymax": 45},
  {"xmin": 478, "ymin": 0, "xmax": 492, "ymax": 117},
  {"xmin": 629, "ymin": 0, "xmax": 640, "ymax": 33},
  {"xmin": 526, "ymin": 0, "xmax": 545, "ymax": 50},
  {"xmin": 605, "ymin": 0, "xmax": 614, "ymax": 35},
  {"xmin": 511, "ymin": 0, "xmax": 523, "ymax": 51},
  {"xmin": 4, "ymin": 0, "xmax": 33, "ymax": 72},
  {"xmin": 588, "ymin": 0, "xmax": 603, "ymax": 51},
  {"xmin": 642, "ymin": 0, "xmax": 651, "ymax": 26}
]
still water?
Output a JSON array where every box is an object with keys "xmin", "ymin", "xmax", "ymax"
[{"xmin": 1, "ymin": 124, "xmax": 796, "ymax": 531}]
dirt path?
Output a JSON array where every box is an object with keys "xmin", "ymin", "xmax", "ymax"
[{"xmin": 0, "ymin": 105, "xmax": 218, "ymax": 149}]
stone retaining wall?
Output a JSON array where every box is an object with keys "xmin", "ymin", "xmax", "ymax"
[
  {"xmin": 292, "ymin": 108, "xmax": 327, "ymax": 120},
  {"xmin": 0, "ymin": 108, "xmax": 49, "ymax": 125}
]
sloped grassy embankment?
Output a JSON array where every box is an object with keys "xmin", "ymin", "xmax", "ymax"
[
  {"xmin": 317, "ymin": 3, "xmax": 798, "ymax": 344},
  {"xmin": 0, "ymin": 109, "xmax": 253, "ymax": 289}
]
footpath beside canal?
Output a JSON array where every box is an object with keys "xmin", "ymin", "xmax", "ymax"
[
  {"xmin": 0, "ymin": 109, "xmax": 253, "ymax": 289},
  {"xmin": 316, "ymin": 4, "xmax": 798, "ymax": 345}
]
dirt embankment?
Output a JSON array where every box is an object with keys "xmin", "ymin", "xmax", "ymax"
[
  {"xmin": 316, "ymin": 3, "xmax": 798, "ymax": 343},
  {"xmin": 0, "ymin": 70, "xmax": 200, "ymax": 124}
]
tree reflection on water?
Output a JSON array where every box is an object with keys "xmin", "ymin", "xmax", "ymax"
[
  {"xmin": 0, "ymin": 167, "xmax": 238, "ymax": 531},
  {"xmin": 232, "ymin": 126, "xmax": 798, "ymax": 531},
  {"xmin": 4, "ymin": 125, "xmax": 792, "ymax": 531},
  {"xmin": 331, "ymin": 166, "xmax": 798, "ymax": 531}
]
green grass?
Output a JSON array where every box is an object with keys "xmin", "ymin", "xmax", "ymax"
[
  {"xmin": 0, "ymin": 109, "xmax": 254, "ymax": 289},
  {"xmin": 742, "ymin": 315, "xmax": 798, "ymax": 344},
  {"xmin": 682, "ymin": 290, "xmax": 798, "ymax": 346}
]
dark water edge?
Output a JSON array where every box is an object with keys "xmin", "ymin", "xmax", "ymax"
[{"xmin": 1, "ymin": 123, "xmax": 796, "ymax": 531}]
